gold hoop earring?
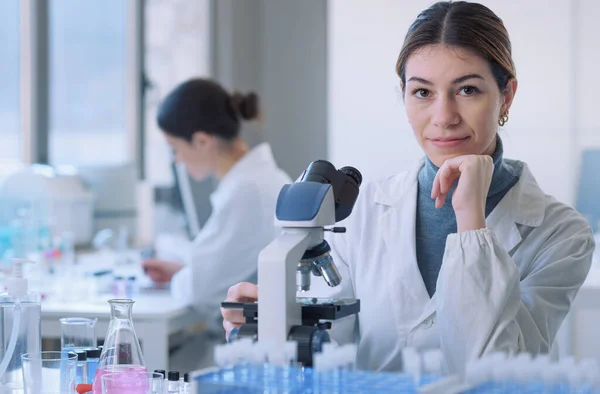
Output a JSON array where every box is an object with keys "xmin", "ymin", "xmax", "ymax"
[{"xmin": 498, "ymin": 110, "xmax": 509, "ymax": 127}]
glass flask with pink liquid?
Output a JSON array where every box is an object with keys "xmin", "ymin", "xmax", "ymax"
[{"xmin": 92, "ymin": 299, "xmax": 148, "ymax": 394}]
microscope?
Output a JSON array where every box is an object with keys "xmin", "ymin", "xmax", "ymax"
[{"xmin": 222, "ymin": 160, "xmax": 362, "ymax": 367}]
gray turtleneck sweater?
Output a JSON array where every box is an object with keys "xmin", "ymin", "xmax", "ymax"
[{"xmin": 415, "ymin": 137, "xmax": 523, "ymax": 297}]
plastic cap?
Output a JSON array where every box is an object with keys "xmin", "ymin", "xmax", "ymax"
[
  {"xmin": 213, "ymin": 345, "xmax": 225, "ymax": 366},
  {"xmin": 422, "ymin": 349, "xmax": 443, "ymax": 374},
  {"xmin": 321, "ymin": 342, "xmax": 336, "ymax": 355},
  {"xmin": 85, "ymin": 348, "xmax": 101, "ymax": 359},
  {"xmin": 75, "ymin": 351, "xmax": 87, "ymax": 361},
  {"xmin": 340, "ymin": 344, "xmax": 357, "ymax": 367},
  {"xmin": 184, "ymin": 372, "xmax": 189, "ymax": 383},
  {"xmin": 7, "ymin": 258, "xmax": 34, "ymax": 297},
  {"xmin": 313, "ymin": 352, "xmax": 327, "ymax": 371},
  {"xmin": 401, "ymin": 347, "xmax": 421, "ymax": 374},
  {"xmin": 249, "ymin": 342, "xmax": 268, "ymax": 365},
  {"xmin": 168, "ymin": 371, "xmax": 180, "ymax": 381},
  {"xmin": 76, "ymin": 383, "xmax": 93, "ymax": 393},
  {"xmin": 284, "ymin": 341, "xmax": 298, "ymax": 364}
]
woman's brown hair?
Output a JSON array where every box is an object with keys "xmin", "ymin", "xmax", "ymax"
[{"xmin": 396, "ymin": 1, "xmax": 516, "ymax": 92}]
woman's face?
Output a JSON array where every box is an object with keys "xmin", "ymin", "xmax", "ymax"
[
  {"xmin": 164, "ymin": 132, "xmax": 218, "ymax": 181},
  {"xmin": 404, "ymin": 44, "xmax": 517, "ymax": 167}
]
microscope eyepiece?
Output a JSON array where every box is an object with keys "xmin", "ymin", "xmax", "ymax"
[
  {"xmin": 296, "ymin": 160, "xmax": 362, "ymax": 223},
  {"xmin": 340, "ymin": 166, "xmax": 362, "ymax": 186}
]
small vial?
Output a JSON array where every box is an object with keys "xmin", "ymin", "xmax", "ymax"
[
  {"xmin": 75, "ymin": 351, "xmax": 88, "ymax": 385},
  {"xmin": 126, "ymin": 276, "xmax": 138, "ymax": 298},
  {"xmin": 85, "ymin": 348, "xmax": 101, "ymax": 384},
  {"xmin": 179, "ymin": 373, "xmax": 190, "ymax": 393},
  {"xmin": 168, "ymin": 371, "xmax": 180, "ymax": 393},
  {"xmin": 153, "ymin": 369, "xmax": 166, "ymax": 392},
  {"xmin": 113, "ymin": 276, "xmax": 125, "ymax": 297}
]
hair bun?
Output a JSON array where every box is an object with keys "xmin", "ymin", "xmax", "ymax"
[{"xmin": 231, "ymin": 92, "xmax": 259, "ymax": 121}]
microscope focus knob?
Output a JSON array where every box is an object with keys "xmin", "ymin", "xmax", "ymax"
[{"xmin": 288, "ymin": 325, "xmax": 331, "ymax": 367}]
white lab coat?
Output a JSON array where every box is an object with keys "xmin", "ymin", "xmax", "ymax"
[
  {"xmin": 318, "ymin": 158, "xmax": 595, "ymax": 375},
  {"xmin": 171, "ymin": 143, "xmax": 291, "ymax": 330}
]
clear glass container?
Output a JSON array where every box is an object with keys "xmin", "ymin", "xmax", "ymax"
[
  {"xmin": 0, "ymin": 291, "xmax": 41, "ymax": 392},
  {"xmin": 92, "ymin": 299, "xmax": 147, "ymax": 394},
  {"xmin": 60, "ymin": 317, "xmax": 97, "ymax": 353},
  {"xmin": 21, "ymin": 351, "xmax": 77, "ymax": 394}
]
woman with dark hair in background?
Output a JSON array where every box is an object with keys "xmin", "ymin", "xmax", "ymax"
[
  {"xmin": 143, "ymin": 78, "xmax": 291, "ymax": 370},
  {"xmin": 222, "ymin": 1, "xmax": 595, "ymax": 374}
]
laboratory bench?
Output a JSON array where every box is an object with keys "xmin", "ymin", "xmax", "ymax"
[
  {"xmin": 40, "ymin": 289, "xmax": 203, "ymax": 372},
  {"xmin": 31, "ymin": 249, "xmax": 204, "ymax": 372},
  {"xmin": 29, "ymin": 251, "xmax": 600, "ymax": 372}
]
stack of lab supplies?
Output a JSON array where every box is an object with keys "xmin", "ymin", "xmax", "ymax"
[
  {"xmin": 463, "ymin": 351, "xmax": 600, "ymax": 393},
  {"xmin": 191, "ymin": 340, "xmax": 600, "ymax": 394},
  {"xmin": 152, "ymin": 370, "xmax": 192, "ymax": 393},
  {"xmin": 192, "ymin": 340, "xmax": 448, "ymax": 393}
]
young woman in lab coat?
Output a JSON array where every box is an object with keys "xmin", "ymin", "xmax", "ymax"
[
  {"xmin": 221, "ymin": 1, "xmax": 595, "ymax": 374},
  {"xmin": 143, "ymin": 78, "xmax": 291, "ymax": 368}
]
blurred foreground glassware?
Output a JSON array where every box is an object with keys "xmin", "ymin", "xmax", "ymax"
[
  {"xmin": 60, "ymin": 317, "xmax": 97, "ymax": 353},
  {"xmin": 101, "ymin": 370, "xmax": 164, "ymax": 394},
  {"xmin": 93, "ymin": 299, "xmax": 146, "ymax": 394},
  {"xmin": 21, "ymin": 351, "xmax": 77, "ymax": 394}
]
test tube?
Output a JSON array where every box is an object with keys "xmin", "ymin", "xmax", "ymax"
[
  {"xmin": 168, "ymin": 371, "xmax": 180, "ymax": 393},
  {"xmin": 75, "ymin": 350, "xmax": 88, "ymax": 385},
  {"xmin": 85, "ymin": 348, "xmax": 101, "ymax": 384}
]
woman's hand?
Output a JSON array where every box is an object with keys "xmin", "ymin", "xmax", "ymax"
[
  {"xmin": 431, "ymin": 155, "xmax": 494, "ymax": 232},
  {"xmin": 141, "ymin": 259, "xmax": 184, "ymax": 284},
  {"xmin": 221, "ymin": 282, "xmax": 258, "ymax": 340}
]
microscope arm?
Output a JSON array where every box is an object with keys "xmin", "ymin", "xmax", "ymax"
[{"xmin": 257, "ymin": 228, "xmax": 324, "ymax": 365}]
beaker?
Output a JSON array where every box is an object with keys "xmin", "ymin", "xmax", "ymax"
[
  {"xmin": 21, "ymin": 351, "xmax": 77, "ymax": 394},
  {"xmin": 93, "ymin": 299, "xmax": 146, "ymax": 394},
  {"xmin": 60, "ymin": 317, "xmax": 97, "ymax": 353}
]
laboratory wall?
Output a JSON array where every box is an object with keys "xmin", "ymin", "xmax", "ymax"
[
  {"xmin": 140, "ymin": 0, "xmax": 328, "ymax": 238},
  {"xmin": 211, "ymin": 0, "xmax": 328, "ymax": 180},
  {"xmin": 570, "ymin": 0, "xmax": 600, "ymax": 361},
  {"xmin": 574, "ymin": 0, "xmax": 600, "ymax": 151},
  {"xmin": 327, "ymin": 0, "xmax": 600, "ymax": 208},
  {"xmin": 139, "ymin": 0, "xmax": 213, "ymax": 243},
  {"xmin": 141, "ymin": 0, "xmax": 327, "ymax": 216},
  {"xmin": 143, "ymin": 0, "xmax": 211, "ymax": 186}
]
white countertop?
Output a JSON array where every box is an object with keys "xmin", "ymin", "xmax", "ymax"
[{"xmin": 41, "ymin": 289, "xmax": 192, "ymax": 320}]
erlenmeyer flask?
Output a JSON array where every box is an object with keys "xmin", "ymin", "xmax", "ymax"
[{"xmin": 92, "ymin": 299, "xmax": 148, "ymax": 394}]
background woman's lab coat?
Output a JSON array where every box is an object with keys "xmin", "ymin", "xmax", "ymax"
[
  {"xmin": 321, "ymin": 158, "xmax": 594, "ymax": 374},
  {"xmin": 169, "ymin": 143, "xmax": 291, "ymax": 369}
]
